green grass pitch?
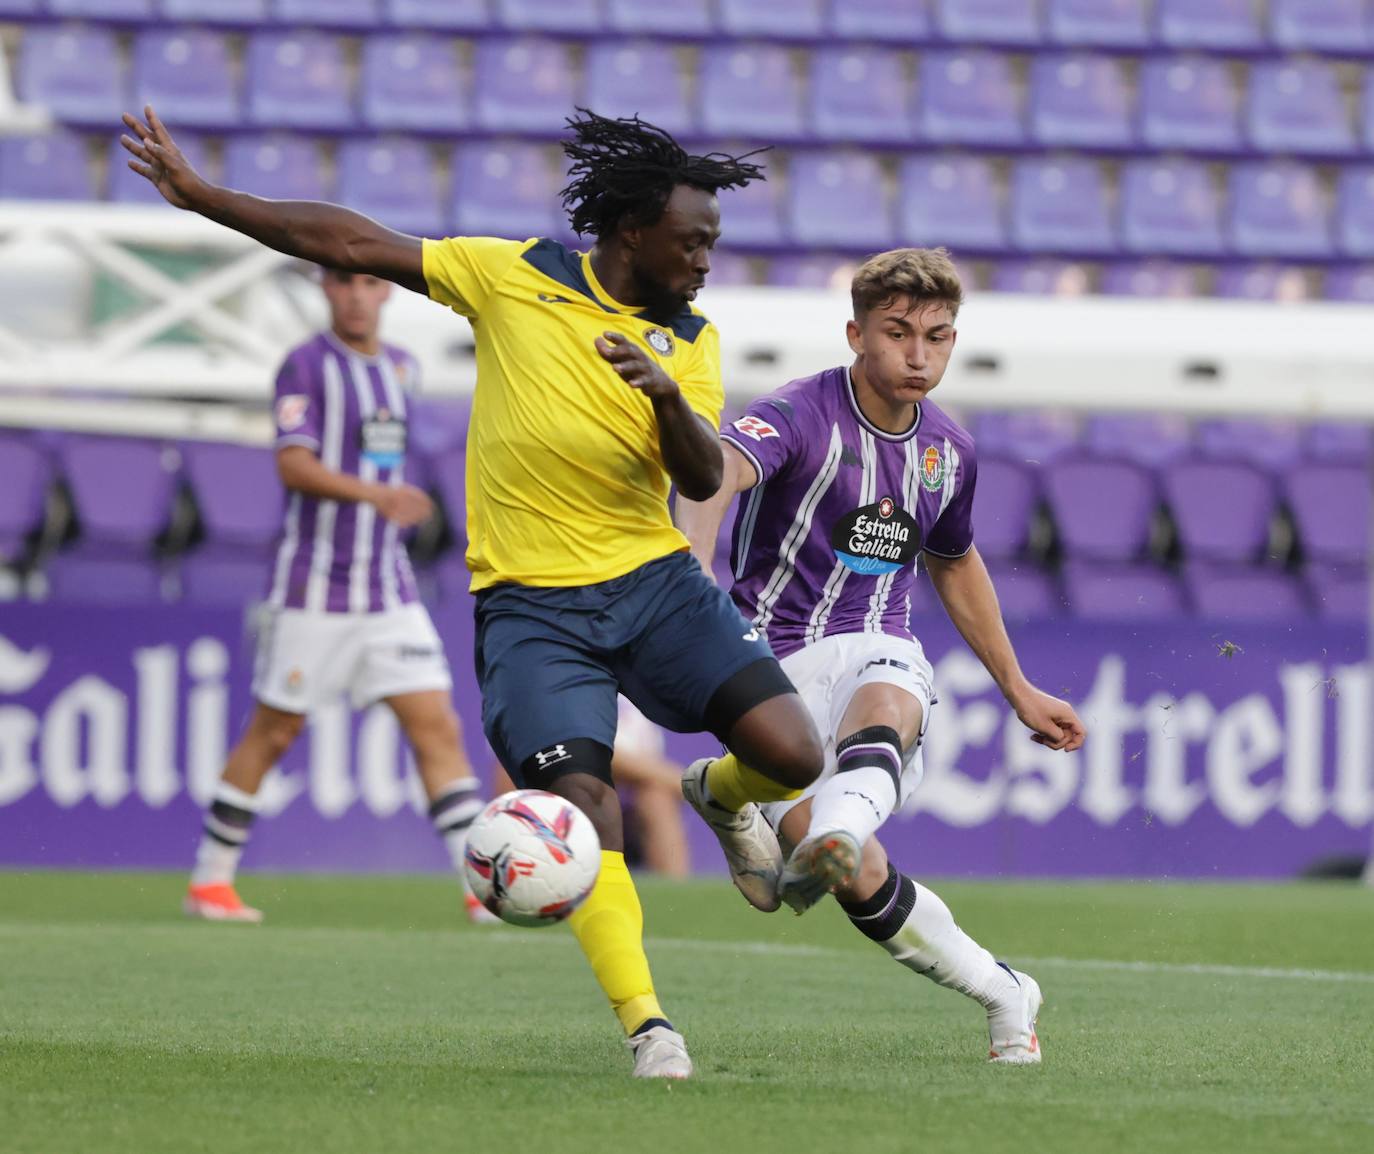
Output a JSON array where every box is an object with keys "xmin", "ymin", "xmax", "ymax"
[{"xmin": 2, "ymin": 871, "xmax": 1372, "ymax": 1154}]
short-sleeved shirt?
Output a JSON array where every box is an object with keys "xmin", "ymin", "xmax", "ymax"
[
  {"xmin": 722, "ymin": 366, "xmax": 977, "ymax": 659},
  {"xmin": 422, "ymin": 236, "xmax": 723, "ymax": 591},
  {"xmin": 267, "ymin": 331, "xmax": 421, "ymax": 614}
]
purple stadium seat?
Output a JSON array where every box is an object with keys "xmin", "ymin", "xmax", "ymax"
[
  {"xmin": 429, "ymin": 447, "xmax": 469, "ymax": 549},
  {"xmin": 975, "ymin": 411, "xmax": 1080, "ymax": 464},
  {"xmin": 786, "ymin": 153, "xmax": 893, "ymax": 250},
  {"xmin": 1336, "ymin": 168, "xmax": 1374, "ymax": 260},
  {"xmin": 1164, "ymin": 462, "xmax": 1276, "ymax": 564},
  {"xmin": 830, "ymin": 0, "xmax": 931, "ymax": 42},
  {"xmin": 133, "ymin": 29, "xmax": 239, "ymax": 132},
  {"xmin": 1308, "ymin": 565, "xmax": 1366, "ymax": 621},
  {"xmin": 161, "ymin": 1, "xmax": 267, "ymax": 24},
  {"xmin": 1121, "ymin": 158, "xmax": 1223, "ymax": 256},
  {"xmin": 716, "ymin": 177, "xmax": 784, "ymax": 248},
  {"xmin": 247, "ymin": 33, "xmax": 354, "ymax": 131},
  {"xmin": 1046, "ymin": 0, "xmax": 1150, "ymax": 47},
  {"xmin": 1230, "ymin": 163, "xmax": 1332, "ymax": 260},
  {"xmin": 0, "ymin": 133, "xmax": 94, "ymax": 201},
  {"xmin": 1271, "ymin": 0, "xmax": 1371, "ymax": 53},
  {"xmin": 224, "ymin": 136, "xmax": 328, "ymax": 200},
  {"xmin": 811, "ymin": 47, "xmax": 912, "ymax": 145},
  {"xmin": 1248, "ymin": 61, "xmax": 1356, "ymax": 157},
  {"xmin": 496, "ymin": 0, "xmax": 600, "ymax": 33},
  {"xmin": 972, "ymin": 456, "xmax": 1039, "ymax": 560},
  {"xmin": 473, "ymin": 38, "xmax": 578, "ymax": 135},
  {"xmin": 1284, "ymin": 465, "xmax": 1369, "ymax": 567},
  {"xmin": 109, "ymin": 132, "xmax": 210, "ymax": 203},
  {"xmin": 1214, "ymin": 264, "xmax": 1311, "ymax": 302},
  {"xmin": 585, "ymin": 43, "xmax": 692, "ymax": 136},
  {"xmin": 916, "ymin": 51, "xmax": 1024, "ymax": 146},
  {"xmin": 985, "ymin": 561, "xmax": 1061, "ymax": 621},
  {"xmin": 1306, "ymin": 421, "xmax": 1370, "ymax": 464},
  {"xmin": 1157, "ymin": 0, "xmax": 1264, "ymax": 50},
  {"xmin": 0, "ymin": 1, "xmax": 41, "ymax": 16},
  {"xmin": 0, "ymin": 435, "xmax": 50, "ymax": 563},
  {"xmin": 1140, "ymin": 58, "xmax": 1242, "ymax": 153},
  {"xmin": 338, "ymin": 139, "xmax": 445, "ymax": 238},
  {"xmin": 899, "ymin": 156, "xmax": 1005, "ymax": 253},
  {"xmin": 1029, "ymin": 53, "xmax": 1133, "ymax": 148},
  {"xmin": 933, "ymin": 0, "xmax": 1040, "ymax": 45},
  {"xmin": 1062, "ymin": 562, "xmax": 1185, "ymax": 620},
  {"xmin": 765, "ymin": 254, "xmax": 856, "ymax": 289},
  {"xmin": 702, "ymin": 250, "xmax": 754, "ymax": 286},
  {"xmin": 180, "ymin": 548, "xmax": 271, "ymax": 607},
  {"xmin": 19, "ymin": 26, "xmax": 125, "ymax": 128},
  {"xmin": 274, "ymin": 0, "xmax": 381, "ymax": 28},
  {"xmin": 1010, "ymin": 158, "xmax": 1115, "ymax": 254},
  {"xmin": 47, "ymin": 0, "xmax": 154, "ymax": 18},
  {"xmin": 361, "ymin": 35, "xmax": 468, "ymax": 134},
  {"xmin": 1045, "ymin": 458, "xmax": 1157, "ymax": 561},
  {"xmin": 451, "ymin": 141, "xmax": 559, "ymax": 240},
  {"xmin": 699, "ymin": 44, "xmax": 805, "ymax": 141},
  {"xmin": 720, "ymin": 0, "xmax": 824, "ymax": 39},
  {"xmin": 182, "ymin": 442, "xmax": 282, "ymax": 548},
  {"xmin": 1186, "ymin": 565, "xmax": 1309, "ymax": 620},
  {"xmin": 1099, "ymin": 261, "xmax": 1198, "ymax": 297},
  {"xmin": 989, "ymin": 260, "xmax": 1092, "ymax": 295},
  {"xmin": 384, "ymin": 0, "xmax": 489, "ymax": 30},
  {"xmin": 1194, "ymin": 417, "xmax": 1303, "ymax": 471},
  {"xmin": 1325, "ymin": 265, "xmax": 1374, "ymax": 302},
  {"xmin": 605, "ymin": 0, "xmax": 713, "ymax": 36},
  {"xmin": 1083, "ymin": 414, "xmax": 1193, "ymax": 467}
]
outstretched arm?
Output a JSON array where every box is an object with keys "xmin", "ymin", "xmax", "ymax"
[
  {"xmin": 675, "ymin": 441, "xmax": 757, "ymax": 578},
  {"xmin": 924, "ymin": 545, "xmax": 1086, "ymax": 751},
  {"xmin": 121, "ymin": 105, "xmax": 426, "ymax": 294}
]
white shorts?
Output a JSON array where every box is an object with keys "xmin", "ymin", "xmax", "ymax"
[
  {"xmin": 252, "ymin": 602, "xmax": 453, "ymax": 714},
  {"xmin": 760, "ymin": 632, "xmax": 935, "ymax": 830}
]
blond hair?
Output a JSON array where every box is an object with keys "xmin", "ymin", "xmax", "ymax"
[{"xmin": 851, "ymin": 247, "xmax": 963, "ymax": 320}]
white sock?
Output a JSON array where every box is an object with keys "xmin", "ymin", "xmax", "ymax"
[
  {"xmin": 806, "ymin": 728, "xmax": 902, "ymax": 847},
  {"xmin": 190, "ymin": 781, "xmax": 260, "ymax": 887},
  {"xmin": 428, "ymin": 779, "xmax": 484, "ymax": 888}
]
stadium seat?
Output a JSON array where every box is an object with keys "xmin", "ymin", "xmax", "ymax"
[
  {"xmin": 338, "ymin": 139, "xmax": 445, "ymax": 238},
  {"xmin": 1247, "ymin": 61, "xmax": 1357, "ymax": 157},
  {"xmin": 1324, "ymin": 264, "xmax": 1374, "ymax": 302},
  {"xmin": 246, "ymin": 32, "xmax": 354, "ymax": 131},
  {"xmin": 19, "ymin": 25, "xmax": 125, "ymax": 129},
  {"xmin": 0, "ymin": 133, "xmax": 95, "ymax": 201},
  {"xmin": 1185, "ymin": 564, "xmax": 1309, "ymax": 620},
  {"xmin": 1193, "ymin": 417, "xmax": 1303, "ymax": 472},
  {"xmin": 933, "ymin": 0, "xmax": 1040, "ymax": 45},
  {"xmin": 48, "ymin": 0, "xmax": 154, "ymax": 19},
  {"xmin": 698, "ymin": 44, "xmax": 806, "ymax": 141},
  {"xmin": 361, "ymin": 35, "xmax": 468, "ymax": 134},
  {"xmin": 451, "ymin": 141, "xmax": 560, "ymax": 240},
  {"xmin": 1284, "ymin": 465, "xmax": 1369, "ymax": 568},
  {"xmin": 1157, "ymin": 0, "xmax": 1264, "ymax": 50},
  {"xmin": 829, "ymin": 0, "xmax": 931, "ymax": 42},
  {"xmin": 0, "ymin": 435, "xmax": 50, "ymax": 565},
  {"xmin": 275, "ymin": 0, "xmax": 381, "ymax": 28},
  {"xmin": 1307, "ymin": 565, "xmax": 1366, "ymax": 621},
  {"xmin": 715, "ymin": 177, "xmax": 785, "ymax": 248},
  {"xmin": 224, "ymin": 136, "xmax": 329, "ymax": 201},
  {"xmin": 133, "ymin": 29, "xmax": 240, "ymax": 133},
  {"xmin": 109, "ymin": 132, "xmax": 211, "ymax": 203},
  {"xmin": 1270, "ymin": 0, "xmax": 1371, "ymax": 53},
  {"xmin": 1082, "ymin": 414, "xmax": 1193, "ymax": 467},
  {"xmin": 1098, "ymin": 261, "xmax": 1198, "ymax": 298},
  {"xmin": 989, "ymin": 260, "xmax": 1091, "ymax": 295},
  {"xmin": 1305, "ymin": 420, "xmax": 1371, "ymax": 464},
  {"xmin": 161, "ymin": 1, "xmax": 268, "ymax": 24},
  {"xmin": 974, "ymin": 411, "xmax": 1081, "ymax": 464},
  {"xmin": 1028, "ymin": 53, "xmax": 1134, "ymax": 148},
  {"xmin": 0, "ymin": 0, "xmax": 41, "ymax": 16},
  {"xmin": 604, "ymin": 0, "xmax": 714, "ymax": 36},
  {"xmin": 786, "ymin": 153, "xmax": 893, "ymax": 250},
  {"xmin": 473, "ymin": 38, "xmax": 578, "ymax": 135},
  {"xmin": 1045, "ymin": 459, "xmax": 1157, "ymax": 562},
  {"xmin": 1139, "ymin": 58, "xmax": 1242, "ymax": 153},
  {"xmin": 585, "ymin": 43, "xmax": 693, "ymax": 136},
  {"xmin": 1164, "ymin": 462, "xmax": 1276, "ymax": 564},
  {"xmin": 384, "ymin": 0, "xmax": 489, "ymax": 30},
  {"xmin": 1120, "ymin": 158, "xmax": 1224, "ymax": 257},
  {"xmin": 1061, "ymin": 561, "xmax": 1186, "ymax": 620},
  {"xmin": 810, "ymin": 47, "xmax": 912, "ymax": 145},
  {"xmin": 971, "ymin": 456, "xmax": 1040, "ymax": 560},
  {"xmin": 1336, "ymin": 168, "xmax": 1374, "ymax": 260},
  {"xmin": 428, "ymin": 443, "xmax": 469, "ymax": 552},
  {"xmin": 916, "ymin": 51, "xmax": 1025, "ymax": 146},
  {"xmin": 984, "ymin": 561, "xmax": 1062, "ymax": 620},
  {"xmin": 898, "ymin": 156, "xmax": 1006, "ymax": 253},
  {"xmin": 701, "ymin": 250, "xmax": 754, "ymax": 286},
  {"xmin": 1229, "ymin": 163, "xmax": 1333, "ymax": 260},
  {"xmin": 180, "ymin": 441, "xmax": 281, "ymax": 608},
  {"xmin": 1045, "ymin": 0, "xmax": 1150, "ymax": 47},
  {"xmin": 1214, "ymin": 264, "xmax": 1311, "ymax": 302},
  {"xmin": 497, "ymin": 0, "xmax": 601, "ymax": 34},
  {"xmin": 764, "ymin": 253, "xmax": 856, "ymax": 289},
  {"xmin": 720, "ymin": 0, "xmax": 824, "ymax": 38},
  {"xmin": 1010, "ymin": 158, "xmax": 1115, "ymax": 254}
]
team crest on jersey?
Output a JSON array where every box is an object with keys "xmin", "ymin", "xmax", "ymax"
[
  {"xmin": 733, "ymin": 415, "xmax": 780, "ymax": 441},
  {"xmin": 644, "ymin": 327, "xmax": 675, "ymax": 357},
  {"xmin": 830, "ymin": 499, "xmax": 921, "ymax": 576},
  {"xmin": 276, "ymin": 394, "xmax": 309, "ymax": 431},
  {"xmin": 919, "ymin": 445, "xmax": 945, "ymax": 492}
]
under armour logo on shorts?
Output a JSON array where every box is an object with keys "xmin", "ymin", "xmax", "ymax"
[{"xmin": 534, "ymin": 745, "xmax": 571, "ymax": 768}]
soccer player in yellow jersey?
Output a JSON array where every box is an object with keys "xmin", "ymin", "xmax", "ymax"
[{"xmin": 121, "ymin": 106, "xmax": 827, "ymax": 1078}]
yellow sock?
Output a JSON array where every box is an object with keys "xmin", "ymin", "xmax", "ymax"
[
  {"xmin": 705, "ymin": 752, "xmax": 805, "ymax": 813},
  {"xmin": 567, "ymin": 850, "xmax": 665, "ymax": 1036}
]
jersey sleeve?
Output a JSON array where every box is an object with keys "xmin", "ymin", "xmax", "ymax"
[
  {"xmin": 677, "ymin": 323, "xmax": 724, "ymax": 432},
  {"xmin": 720, "ymin": 392, "xmax": 805, "ymax": 484},
  {"xmin": 922, "ymin": 441, "xmax": 978, "ymax": 558},
  {"xmin": 272, "ymin": 350, "xmax": 323, "ymax": 452},
  {"xmin": 421, "ymin": 236, "xmax": 525, "ymax": 319}
]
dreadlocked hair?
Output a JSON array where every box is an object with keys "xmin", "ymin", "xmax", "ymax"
[{"xmin": 559, "ymin": 107, "xmax": 767, "ymax": 238}]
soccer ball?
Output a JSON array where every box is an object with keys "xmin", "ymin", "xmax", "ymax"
[{"xmin": 463, "ymin": 790, "xmax": 601, "ymax": 927}]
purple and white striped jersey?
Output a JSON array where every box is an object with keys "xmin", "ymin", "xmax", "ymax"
[
  {"xmin": 267, "ymin": 331, "xmax": 421, "ymax": 613},
  {"xmin": 721, "ymin": 366, "xmax": 977, "ymax": 659}
]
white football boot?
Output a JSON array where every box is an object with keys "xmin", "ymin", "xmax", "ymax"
[
  {"xmin": 987, "ymin": 966, "xmax": 1043, "ymax": 1065},
  {"xmin": 776, "ymin": 829, "xmax": 861, "ymax": 915},
  {"xmin": 626, "ymin": 1026, "xmax": 694, "ymax": 1079},
  {"xmin": 682, "ymin": 758, "xmax": 783, "ymax": 912}
]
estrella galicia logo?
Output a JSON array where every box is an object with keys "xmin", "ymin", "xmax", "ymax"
[{"xmin": 830, "ymin": 497, "xmax": 921, "ymax": 575}]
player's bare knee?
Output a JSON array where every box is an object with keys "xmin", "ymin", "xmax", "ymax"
[
  {"xmin": 254, "ymin": 708, "xmax": 304, "ymax": 760},
  {"xmin": 553, "ymin": 776, "xmax": 621, "ymax": 847}
]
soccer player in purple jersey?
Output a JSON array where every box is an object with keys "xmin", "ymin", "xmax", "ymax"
[
  {"xmin": 678, "ymin": 249, "xmax": 1087, "ymax": 1063},
  {"xmin": 184, "ymin": 268, "xmax": 494, "ymax": 926}
]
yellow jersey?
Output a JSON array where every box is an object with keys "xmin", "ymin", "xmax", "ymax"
[{"xmin": 422, "ymin": 236, "xmax": 723, "ymax": 591}]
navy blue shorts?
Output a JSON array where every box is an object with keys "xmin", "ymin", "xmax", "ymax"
[{"xmin": 474, "ymin": 551, "xmax": 779, "ymax": 783}]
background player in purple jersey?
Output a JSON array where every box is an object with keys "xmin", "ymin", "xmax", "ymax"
[
  {"xmin": 679, "ymin": 248, "xmax": 1087, "ymax": 1063},
  {"xmin": 184, "ymin": 268, "xmax": 492, "ymax": 925}
]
